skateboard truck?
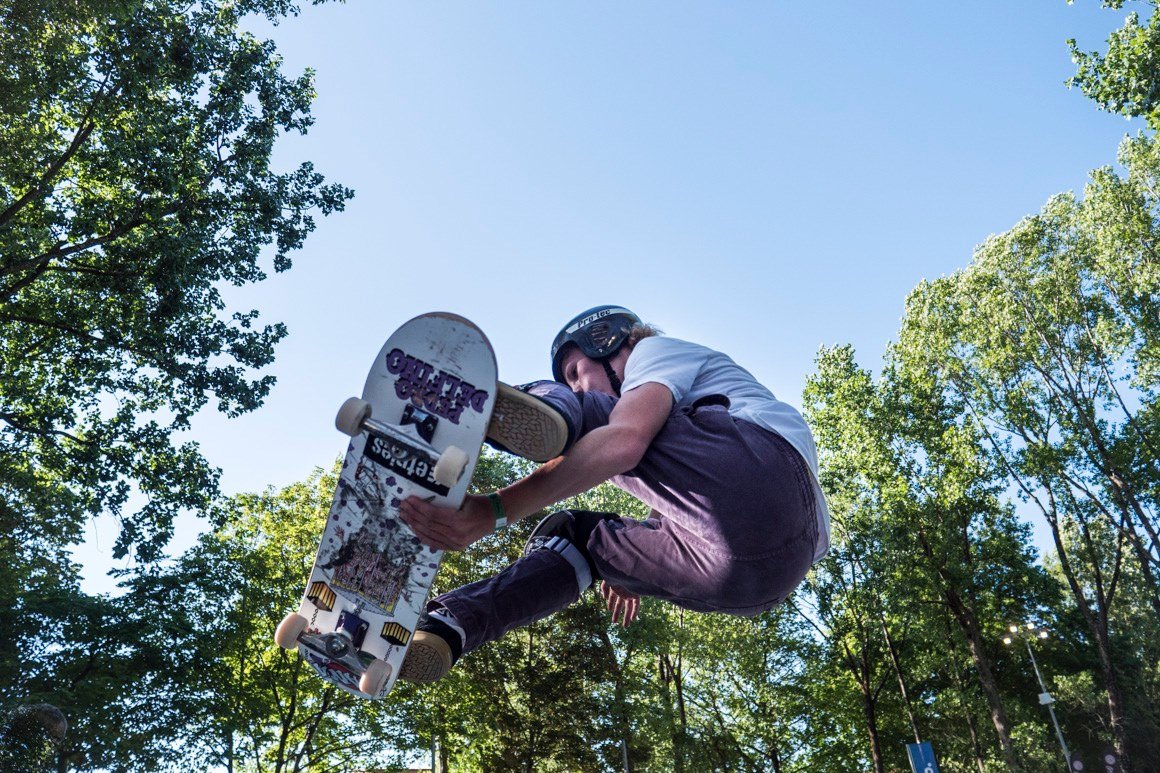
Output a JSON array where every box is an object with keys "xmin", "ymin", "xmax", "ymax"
[
  {"xmin": 401, "ymin": 404, "xmax": 439, "ymax": 443},
  {"xmin": 324, "ymin": 610, "xmax": 370, "ymax": 659},
  {"xmin": 338, "ymin": 397, "xmax": 440, "ymax": 461},
  {"xmin": 336, "ymin": 397, "xmax": 470, "ymax": 488}
]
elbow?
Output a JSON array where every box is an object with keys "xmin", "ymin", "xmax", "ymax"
[{"xmin": 608, "ymin": 434, "xmax": 650, "ymax": 474}]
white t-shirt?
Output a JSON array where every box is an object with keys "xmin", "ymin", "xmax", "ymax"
[{"xmin": 620, "ymin": 336, "xmax": 831, "ymax": 563}]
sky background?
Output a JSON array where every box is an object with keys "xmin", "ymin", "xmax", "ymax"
[{"xmin": 76, "ymin": 2, "xmax": 1142, "ymax": 594}]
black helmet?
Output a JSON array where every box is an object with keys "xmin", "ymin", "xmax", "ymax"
[{"xmin": 551, "ymin": 305, "xmax": 642, "ymax": 384}]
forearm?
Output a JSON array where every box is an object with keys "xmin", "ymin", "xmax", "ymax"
[
  {"xmin": 494, "ymin": 423, "xmax": 644, "ymax": 524},
  {"xmin": 401, "ymin": 383, "xmax": 671, "ymax": 552}
]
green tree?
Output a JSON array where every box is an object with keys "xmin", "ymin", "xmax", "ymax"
[
  {"xmin": 0, "ymin": 0, "xmax": 351, "ymax": 574},
  {"xmin": 799, "ymin": 542, "xmax": 897, "ymax": 773},
  {"xmin": 678, "ymin": 603, "xmax": 817, "ymax": 772},
  {"xmin": 411, "ymin": 474, "xmax": 654, "ymax": 772},
  {"xmin": 897, "ymin": 131, "xmax": 1160, "ymax": 767},
  {"xmin": 1, "ymin": 0, "xmax": 351, "ymax": 759},
  {"xmin": 143, "ymin": 465, "xmax": 404, "ymax": 772},
  {"xmin": 11, "ymin": 465, "xmax": 401, "ymax": 772},
  {"xmin": 1070, "ymin": 0, "xmax": 1160, "ymax": 132},
  {"xmin": 804, "ymin": 345, "xmax": 1061, "ymax": 771},
  {"xmin": 89, "ymin": 455, "xmax": 525, "ymax": 772}
]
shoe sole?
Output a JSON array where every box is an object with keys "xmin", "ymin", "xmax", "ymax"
[
  {"xmin": 488, "ymin": 383, "xmax": 569, "ymax": 462},
  {"xmin": 399, "ymin": 631, "xmax": 453, "ymax": 683}
]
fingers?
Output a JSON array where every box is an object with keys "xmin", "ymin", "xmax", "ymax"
[
  {"xmin": 399, "ymin": 496, "xmax": 471, "ymax": 551},
  {"xmin": 600, "ymin": 581, "xmax": 640, "ymax": 627},
  {"xmin": 620, "ymin": 595, "xmax": 639, "ymax": 627}
]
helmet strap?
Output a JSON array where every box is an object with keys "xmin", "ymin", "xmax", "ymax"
[{"xmin": 601, "ymin": 358, "xmax": 623, "ymax": 397}]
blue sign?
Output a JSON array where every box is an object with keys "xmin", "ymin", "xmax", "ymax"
[{"xmin": 906, "ymin": 742, "xmax": 940, "ymax": 773}]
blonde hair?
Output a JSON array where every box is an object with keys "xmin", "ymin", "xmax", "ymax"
[{"xmin": 627, "ymin": 323, "xmax": 663, "ymax": 348}]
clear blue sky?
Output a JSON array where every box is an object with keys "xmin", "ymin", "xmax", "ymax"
[{"xmin": 76, "ymin": 2, "xmax": 1140, "ymax": 592}]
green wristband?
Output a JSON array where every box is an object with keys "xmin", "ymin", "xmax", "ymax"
[{"xmin": 487, "ymin": 492, "xmax": 508, "ymax": 530}]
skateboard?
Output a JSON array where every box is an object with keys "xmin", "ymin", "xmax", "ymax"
[{"xmin": 275, "ymin": 312, "xmax": 496, "ymax": 699}]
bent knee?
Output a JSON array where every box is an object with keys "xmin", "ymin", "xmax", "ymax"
[{"xmin": 523, "ymin": 509, "xmax": 621, "ymax": 590}]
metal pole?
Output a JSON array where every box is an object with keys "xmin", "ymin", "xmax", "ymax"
[{"xmin": 1024, "ymin": 637, "xmax": 1072, "ymax": 772}]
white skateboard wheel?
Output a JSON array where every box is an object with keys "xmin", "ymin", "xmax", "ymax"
[
  {"xmin": 274, "ymin": 613, "xmax": 309, "ymax": 649},
  {"xmin": 433, "ymin": 445, "xmax": 469, "ymax": 487},
  {"xmin": 335, "ymin": 397, "xmax": 372, "ymax": 436},
  {"xmin": 359, "ymin": 658, "xmax": 392, "ymax": 697}
]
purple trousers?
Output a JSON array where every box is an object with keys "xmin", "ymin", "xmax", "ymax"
[{"xmin": 434, "ymin": 390, "xmax": 818, "ymax": 654}]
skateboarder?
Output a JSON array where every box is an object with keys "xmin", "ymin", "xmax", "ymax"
[{"xmin": 398, "ymin": 305, "xmax": 830, "ymax": 682}]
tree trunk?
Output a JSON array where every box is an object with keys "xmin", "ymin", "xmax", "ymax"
[
  {"xmin": 912, "ymin": 518, "xmax": 1021, "ymax": 771},
  {"xmin": 966, "ymin": 708, "xmax": 988, "ymax": 773},
  {"xmin": 842, "ymin": 638, "xmax": 886, "ymax": 773},
  {"xmin": 659, "ymin": 652, "xmax": 686, "ymax": 773},
  {"xmin": 944, "ymin": 617, "xmax": 989, "ymax": 773},
  {"xmin": 596, "ymin": 626, "xmax": 634, "ymax": 773},
  {"xmin": 943, "ymin": 587, "xmax": 1022, "ymax": 771},
  {"xmin": 859, "ymin": 682, "xmax": 886, "ymax": 773},
  {"xmin": 879, "ymin": 614, "xmax": 921, "ymax": 743},
  {"xmin": 1043, "ymin": 501, "xmax": 1134, "ymax": 771},
  {"xmin": 1092, "ymin": 612, "xmax": 1133, "ymax": 772}
]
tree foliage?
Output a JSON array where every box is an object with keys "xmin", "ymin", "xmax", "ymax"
[
  {"xmin": 0, "ymin": 0, "xmax": 352, "ymax": 568},
  {"xmin": 897, "ymin": 128, "xmax": 1160, "ymax": 767},
  {"xmin": 0, "ymin": 0, "xmax": 351, "ymax": 766},
  {"xmin": 1071, "ymin": 0, "xmax": 1160, "ymax": 130}
]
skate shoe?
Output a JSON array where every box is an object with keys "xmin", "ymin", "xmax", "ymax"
[
  {"xmin": 398, "ymin": 611, "xmax": 464, "ymax": 684},
  {"xmin": 487, "ymin": 380, "xmax": 581, "ymax": 462}
]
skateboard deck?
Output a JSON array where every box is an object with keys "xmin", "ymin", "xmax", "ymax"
[{"xmin": 275, "ymin": 312, "xmax": 496, "ymax": 699}]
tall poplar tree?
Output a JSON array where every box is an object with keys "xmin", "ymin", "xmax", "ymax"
[
  {"xmin": 897, "ymin": 130, "xmax": 1160, "ymax": 765},
  {"xmin": 804, "ymin": 345, "xmax": 1059, "ymax": 771}
]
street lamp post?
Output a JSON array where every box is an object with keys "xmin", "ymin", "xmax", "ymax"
[{"xmin": 1003, "ymin": 623, "xmax": 1072, "ymax": 772}]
